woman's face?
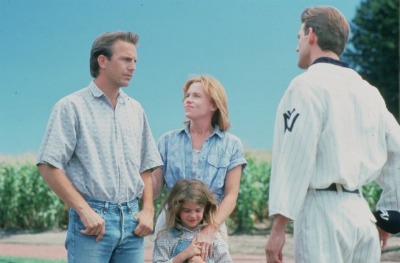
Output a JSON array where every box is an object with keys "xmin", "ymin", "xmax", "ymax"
[
  {"xmin": 179, "ymin": 201, "xmax": 205, "ymax": 230},
  {"xmin": 184, "ymin": 82, "xmax": 216, "ymax": 121}
]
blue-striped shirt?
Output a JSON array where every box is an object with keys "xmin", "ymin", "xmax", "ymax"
[{"xmin": 37, "ymin": 81, "xmax": 162, "ymax": 202}]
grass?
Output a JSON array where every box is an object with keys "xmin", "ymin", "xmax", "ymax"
[{"xmin": 0, "ymin": 257, "xmax": 66, "ymax": 263}]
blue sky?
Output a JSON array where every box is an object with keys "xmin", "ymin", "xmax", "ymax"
[{"xmin": 0, "ymin": 0, "xmax": 361, "ymax": 155}]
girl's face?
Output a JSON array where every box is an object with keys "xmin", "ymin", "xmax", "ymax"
[
  {"xmin": 179, "ymin": 201, "xmax": 205, "ymax": 230},
  {"xmin": 183, "ymin": 82, "xmax": 216, "ymax": 121}
]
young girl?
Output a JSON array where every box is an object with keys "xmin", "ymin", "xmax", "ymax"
[{"xmin": 153, "ymin": 179, "xmax": 232, "ymax": 263}]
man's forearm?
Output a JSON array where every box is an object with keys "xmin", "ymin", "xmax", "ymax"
[
  {"xmin": 141, "ymin": 170, "xmax": 155, "ymax": 212},
  {"xmin": 271, "ymin": 214, "xmax": 290, "ymax": 233},
  {"xmin": 37, "ymin": 163, "xmax": 89, "ymax": 213}
]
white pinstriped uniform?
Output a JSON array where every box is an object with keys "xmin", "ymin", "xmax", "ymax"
[{"xmin": 269, "ymin": 60, "xmax": 400, "ymax": 263}]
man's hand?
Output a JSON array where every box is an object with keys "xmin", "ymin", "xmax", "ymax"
[
  {"xmin": 78, "ymin": 208, "xmax": 105, "ymax": 242},
  {"xmin": 134, "ymin": 207, "xmax": 154, "ymax": 237},
  {"xmin": 265, "ymin": 214, "xmax": 289, "ymax": 263},
  {"xmin": 265, "ymin": 231, "xmax": 285, "ymax": 263},
  {"xmin": 37, "ymin": 164, "xmax": 106, "ymax": 242}
]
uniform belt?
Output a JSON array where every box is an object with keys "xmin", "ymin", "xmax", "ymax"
[{"xmin": 316, "ymin": 183, "xmax": 359, "ymax": 194}]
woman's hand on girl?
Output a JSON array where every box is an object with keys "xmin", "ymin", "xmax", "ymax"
[{"xmin": 196, "ymin": 224, "xmax": 217, "ymax": 260}]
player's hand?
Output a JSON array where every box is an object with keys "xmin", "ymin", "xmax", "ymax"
[
  {"xmin": 134, "ymin": 207, "xmax": 154, "ymax": 237},
  {"xmin": 377, "ymin": 226, "xmax": 391, "ymax": 250},
  {"xmin": 78, "ymin": 207, "xmax": 105, "ymax": 242},
  {"xmin": 265, "ymin": 231, "xmax": 285, "ymax": 263}
]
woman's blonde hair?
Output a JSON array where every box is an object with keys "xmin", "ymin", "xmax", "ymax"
[
  {"xmin": 163, "ymin": 179, "xmax": 218, "ymax": 230},
  {"xmin": 183, "ymin": 75, "xmax": 231, "ymax": 131}
]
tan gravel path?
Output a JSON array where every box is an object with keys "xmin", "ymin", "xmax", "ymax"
[{"xmin": 1, "ymin": 231, "xmax": 399, "ymax": 262}]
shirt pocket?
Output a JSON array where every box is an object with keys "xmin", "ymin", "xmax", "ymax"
[{"xmin": 206, "ymin": 154, "xmax": 230, "ymax": 188}]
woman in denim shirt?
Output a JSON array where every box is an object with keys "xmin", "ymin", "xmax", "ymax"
[{"xmin": 153, "ymin": 75, "xmax": 247, "ymax": 261}]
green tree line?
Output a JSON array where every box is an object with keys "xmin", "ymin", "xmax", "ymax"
[{"xmin": 344, "ymin": 0, "xmax": 399, "ymax": 120}]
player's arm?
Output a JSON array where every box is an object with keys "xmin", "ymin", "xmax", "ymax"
[{"xmin": 265, "ymin": 214, "xmax": 290, "ymax": 263}]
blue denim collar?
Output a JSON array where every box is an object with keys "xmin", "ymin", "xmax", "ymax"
[{"xmin": 180, "ymin": 124, "xmax": 224, "ymax": 138}]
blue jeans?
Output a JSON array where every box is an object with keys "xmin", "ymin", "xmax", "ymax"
[{"xmin": 65, "ymin": 197, "xmax": 144, "ymax": 263}]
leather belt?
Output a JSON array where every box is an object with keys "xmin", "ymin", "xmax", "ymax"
[{"xmin": 315, "ymin": 183, "xmax": 359, "ymax": 194}]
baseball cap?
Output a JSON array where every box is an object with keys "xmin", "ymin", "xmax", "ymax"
[{"xmin": 373, "ymin": 210, "xmax": 400, "ymax": 234}]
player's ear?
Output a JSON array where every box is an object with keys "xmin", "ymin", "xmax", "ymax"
[{"xmin": 307, "ymin": 27, "xmax": 317, "ymax": 45}]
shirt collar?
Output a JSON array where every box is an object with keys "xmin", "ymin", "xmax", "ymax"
[
  {"xmin": 311, "ymin": 57, "xmax": 349, "ymax": 68},
  {"xmin": 181, "ymin": 124, "xmax": 224, "ymax": 138},
  {"xmin": 89, "ymin": 80, "xmax": 104, "ymax": 98},
  {"xmin": 88, "ymin": 80, "xmax": 127, "ymax": 102}
]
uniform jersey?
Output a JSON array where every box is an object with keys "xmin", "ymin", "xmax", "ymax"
[{"xmin": 269, "ymin": 59, "xmax": 400, "ymax": 220}]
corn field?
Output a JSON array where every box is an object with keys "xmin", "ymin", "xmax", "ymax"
[{"xmin": 0, "ymin": 153, "xmax": 381, "ymax": 233}]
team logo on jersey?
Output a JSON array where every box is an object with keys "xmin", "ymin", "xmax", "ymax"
[{"xmin": 283, "ymin": 109, "xmax": 300, "ymax": 133}]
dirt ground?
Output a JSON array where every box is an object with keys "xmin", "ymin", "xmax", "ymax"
[
  {"xmin": 228, "ymin": 233, "xmax": 400, "ymax": 262},
  {"xmin": 0, "ymin": 230, "xmax": 399, "ymax": 262}
]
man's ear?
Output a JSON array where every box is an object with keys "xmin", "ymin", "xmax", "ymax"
[
  {"xmin": 307, "ymin": 27, "xmax": 317, "ymax": 45},
  {"xmin": 97, "ymin": 55, "xmax": 107, "ymax": 69}
]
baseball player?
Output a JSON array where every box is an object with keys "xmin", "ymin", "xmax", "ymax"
[{"xmin": 265, "ymin": 6, "xmax": 400, "ymax": 263}]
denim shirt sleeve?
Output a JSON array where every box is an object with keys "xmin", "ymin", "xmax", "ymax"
[
  {"xmin": 226, "ymin": 134, "xmax": 247, "ymax": 172},
  {"xmin": 205, "ymin": 133, "xmax": 247, "ymax": 201}
]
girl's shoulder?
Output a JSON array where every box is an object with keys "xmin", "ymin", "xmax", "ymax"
[{"xmin": 154, "ymin": 228, "xmax": 177, "ymax": 242}]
